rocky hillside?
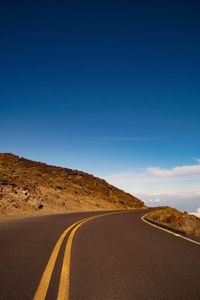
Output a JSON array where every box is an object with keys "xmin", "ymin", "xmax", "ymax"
[
  {"xmin": 147, "ymin": 207, "xmax": 200, "ymax": 237},
  {"xmin": 0, "ymin": 153, "xmax": 144, "ymax": 216}
]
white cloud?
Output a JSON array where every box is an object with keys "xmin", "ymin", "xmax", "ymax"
[
  {"xmin": 148, "ymin": 198, "xmax": 161, "ymax": 203},
  {"xmin": 139, "ymin": 193, "xmax": 200, "ymax": 212},
  {"xmin": 147, "ymin": 163, "xmax": 200, "ymax": 178},
  {"xmin": 105, "ymin": 161, "xmax": 200, "ymax": 187},
  {"xmin": 104, "ymin": 160, "xmax": 200, "ymax": 204},
  {"xmin": 194, "ymin": 158, "xmax": 200, "ymax": 163},
  {"xmin": 190, "ymin": 208, "xmax": 200, "ymax": 218}
]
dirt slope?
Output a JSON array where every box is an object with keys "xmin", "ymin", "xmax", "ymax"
[
  {"xmin": 0, "ymin": 153, "xmax": 144, "ymax": 217},
  {"xmin": 147, "ymin": 207, "xmax": 200, "ymax": 237}
]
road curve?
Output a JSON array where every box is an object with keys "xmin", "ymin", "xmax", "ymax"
[{"xmin": 0, "ymin": 209, "xmax": 200, "ymax": 300}]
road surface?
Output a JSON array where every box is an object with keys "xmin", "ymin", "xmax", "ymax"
[{"xmin": 0, "ymin": 209, "xmax": 200, "ymax": 299}]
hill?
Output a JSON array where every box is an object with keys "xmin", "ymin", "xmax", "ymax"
[
  {"xmin": 0, "ymin": 153, "xmax": 144, "ymax": 217},
  {"xmin": 146, "ymin": 207, "xmax": 200, "ymax": 237}
]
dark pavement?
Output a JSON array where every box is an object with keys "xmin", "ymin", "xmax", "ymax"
[{"xmin": 0, "ymin": 209, "xmax": 200, "ymax": 300}]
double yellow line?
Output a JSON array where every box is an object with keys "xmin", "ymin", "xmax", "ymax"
[{"xmin": 33, "ymin": 211, "xmax": 123, "ymax": 300}]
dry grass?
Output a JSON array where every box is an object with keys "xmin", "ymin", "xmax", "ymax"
[
  {"xmin": 147, "ymin": 207, "xmax": 200, "ymax": 236},
  {"xmin": 0, "ymin": 153, "xmax": 144, "ymax": 217}
]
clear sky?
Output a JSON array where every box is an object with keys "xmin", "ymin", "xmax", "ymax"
[{"xmin": 1, "ymin": 1, "xmax": 200, "ymax": 213}]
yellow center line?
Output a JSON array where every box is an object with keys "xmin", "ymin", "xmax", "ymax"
[
  {"xmin": 33, "ymin": 216, "xmax": 90, "ymax": 300},
  {"xmin": 33, "ymin": 210, "xmax": 135, "ymax": 300},
  {"xmin": 56, "ymin": 211, "xmax": 128, "ymax": 300}
]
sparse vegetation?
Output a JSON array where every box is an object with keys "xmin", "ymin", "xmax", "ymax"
[
  {"xmin": 0, "ymin": 153, "xmax": 145, "ymax": 217},
  {"xmin": 147, "ymin": 207, "xmax": 200, "ymax": 237}
]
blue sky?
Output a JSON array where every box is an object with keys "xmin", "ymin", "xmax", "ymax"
[{"xmin": 1, "ymin": 1, "xmax": 200, "ymax": 213}]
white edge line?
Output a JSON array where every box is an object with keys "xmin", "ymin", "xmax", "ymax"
[{"xmin": 141, "ymin": 213, "xmax": 200, "ymax": 246}]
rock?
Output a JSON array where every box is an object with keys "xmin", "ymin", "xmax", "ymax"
[{"xmin": 37, "ymin": 204, "xmax": 44, "ymax": 209}]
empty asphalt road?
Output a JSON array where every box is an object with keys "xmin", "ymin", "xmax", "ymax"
[{"xmin": 0, "ymin": 209, "xmax": 200, "ymax": 300}]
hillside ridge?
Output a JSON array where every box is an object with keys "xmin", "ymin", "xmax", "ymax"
[{"xmin": 0, "ymin": 153, "xmax": 144, "ymax": 217}]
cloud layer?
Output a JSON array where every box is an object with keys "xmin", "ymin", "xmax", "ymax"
[
  {"xmin": 138, "ymin": 193, "xmax": 200, "ymax": 211},
  {"xmin": 190, "ymin": 208, "xmax": 200, "ymax": 217},
  {"xmin": 104, "ymin": 159, "xmax": 200, "ymax": 211},
  {"xmin": 147, "ymin": 163, "xmax": 200, "ymax": 178},
  {"xmin": 105, "ymin": 159, "xmax": 200, "ymax": 185}
]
